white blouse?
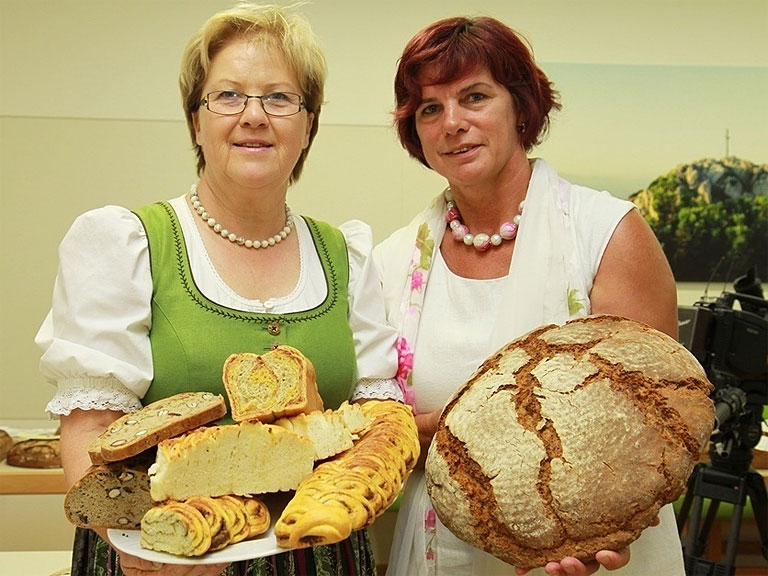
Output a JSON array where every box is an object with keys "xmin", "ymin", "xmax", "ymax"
[{"xmin": 36, "ymin": 195, "xmax": 399, "ymax": 417}]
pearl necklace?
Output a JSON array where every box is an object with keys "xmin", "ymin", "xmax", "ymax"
[
  {"xmin": 188, "ymin": 183, "xmax": 294, "ymax": 249},
  {"xmin": 444, "ymin": 188, "xmax": 524, "ymax": 252}
]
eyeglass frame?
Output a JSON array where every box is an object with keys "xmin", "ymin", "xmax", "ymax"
[{"xmin": 199, "ymin": 90, "xmax": 306, "ymax": 117}]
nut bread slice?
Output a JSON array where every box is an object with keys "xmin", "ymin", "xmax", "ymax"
[
  {"xmin": 65, "ymin": 453, "xmax": 153, "ymax": 529},
  {"xmin": 223, "ymin": 346, "xmax": 324, "ymax": 423},
  {"xmin": 89, "ymin": 391, "xmax": 226, "ymax": 464},
  {"xmin": 273, "ymin": 401, "xmax": 372, "ymax": 460},
  {"xmin": 149, "ymin": 420, "xmax": 315, "ymax": 501}
]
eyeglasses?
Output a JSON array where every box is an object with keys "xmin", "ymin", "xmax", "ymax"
[{"xmin": 200, "ymin": 90, "xmax": 305, "ymax": 117}]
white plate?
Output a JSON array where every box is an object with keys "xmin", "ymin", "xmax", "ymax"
[{"xmin": 108, "ymin": 493, "xmax": 292, "ymax": 565}]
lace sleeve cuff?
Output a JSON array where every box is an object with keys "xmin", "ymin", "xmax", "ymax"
[
  {"xmin": 351, "ymin": 377, "xmax": 404, "ymax": 403},
  {"xmin": 45, "ymin": 377, "xmax": 143, "ymax": 418}
]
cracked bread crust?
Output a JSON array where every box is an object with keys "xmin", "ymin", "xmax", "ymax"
[{"xmin": 425, "ymin": 315, "xmax": 714, "ymax": 568}]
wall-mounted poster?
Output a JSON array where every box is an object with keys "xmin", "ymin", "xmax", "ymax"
[{"xmin": 630, "ymin": 157, "xmax": 767, "ymax": 283}]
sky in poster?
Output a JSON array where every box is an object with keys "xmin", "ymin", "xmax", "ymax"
[{"xmin": 535, "ymin": 62, "xmax": 767, "ymax": 199}]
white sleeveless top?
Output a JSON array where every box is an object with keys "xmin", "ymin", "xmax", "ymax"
[
  {"xmin": 411, "ymin": 249, "xmax": 507, "ymax": 414},
  {"xmin": 374, "ymin": 160, "xmax": 684, "ymax": 575}
]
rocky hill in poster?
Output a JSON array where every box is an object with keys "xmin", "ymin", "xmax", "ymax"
[{"xmin": 630, "ymin": 158, "xmax": 767, "ymax": 282}]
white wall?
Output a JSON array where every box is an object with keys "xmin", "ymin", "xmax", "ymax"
[{"xmin": 1, "ymin": 0, "xmax": 766, "ymax": 422}]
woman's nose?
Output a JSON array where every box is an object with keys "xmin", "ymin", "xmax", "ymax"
[
  {"xmin": 442, "ymin": 102, "xmax": 467, "ymax": 134},
  {"xmin": 239, "ymin": 97, "xmax": 269, "ymax": 126}
]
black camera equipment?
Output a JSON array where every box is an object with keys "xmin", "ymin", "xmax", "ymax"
[{"xmin": 676, "ymin": 268, "xmax": 768, "ymax": 575}]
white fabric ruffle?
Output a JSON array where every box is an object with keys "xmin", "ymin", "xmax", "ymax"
[
  {"xmin": 350, "ymin": 378, "xmax": 403, "ymax": 402},
  {"xmin": 45, "ymin": 377, "xmax": 142, "ymax": 418}
]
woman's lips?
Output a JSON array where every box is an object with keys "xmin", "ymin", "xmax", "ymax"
[
  {"xmin": 445, "ymin": 144, "xmax": 479, "ymax": 156},
  {"xmin": 234, "ymin": 141, "xmax": 272, "ymax": 149}
]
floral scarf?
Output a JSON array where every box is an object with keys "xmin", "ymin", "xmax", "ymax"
[{"xmin": 392, "ymin": 158, "xmax": 590, "ymax": 412}]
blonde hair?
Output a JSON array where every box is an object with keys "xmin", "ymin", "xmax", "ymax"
[{"xmin": 179, "ymin": 2, "xmax": 327, "ymax": 182}]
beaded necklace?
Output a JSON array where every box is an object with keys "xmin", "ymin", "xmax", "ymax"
[
  {"xmin": 188, "ymin": 182, "xmax": 294, "ymax": 249},
  {"xmin": 444, "ymin": 188, "xmax": 524, "ymax": 252}
]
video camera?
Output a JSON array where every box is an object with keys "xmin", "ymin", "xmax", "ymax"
[{"xmin": 677, "ymin": 268, "xmax": 768, "ymax": 472}]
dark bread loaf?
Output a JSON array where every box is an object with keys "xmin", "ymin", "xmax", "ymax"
[
  {"xmin": 425, "ymin": 315, "xmax": 714, "ymax": 569},
  {"xmin": 89, "ymin": 391, "xmax": 226, "ymax": 464},
  {"xmin": 0, "ymin": 429, "xmax": 14, "ymax": 461},
  {"xmin": 64, "ymin": 452, "xmax": 153, "ymax": 529},
  {"xmin": 7, "ymin": 437, "xmax": 61, "ymax": 468}
]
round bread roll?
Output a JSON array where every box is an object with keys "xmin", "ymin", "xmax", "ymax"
[{"xmin": 425, "ymin": 314, "xmax": 714, "ymax": 569}]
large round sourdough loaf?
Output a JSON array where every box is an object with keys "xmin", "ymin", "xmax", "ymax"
[{"xmin": 425, "ymin": 315, "xmax": 714, "ymax": 568}]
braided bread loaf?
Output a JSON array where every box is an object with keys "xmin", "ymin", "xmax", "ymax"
[{"xmin": 274, "ymin": 400, "xmax": 419, "ymax": 549}]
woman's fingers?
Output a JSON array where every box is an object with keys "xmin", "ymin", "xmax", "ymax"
[{"xmin": 596, "ymin": 547, "xmax": 631, "ymax": 570}]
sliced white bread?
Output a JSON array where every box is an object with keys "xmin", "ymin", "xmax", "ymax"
[
  {"xmin": 149, "ymin": 421, "xmax": 315, "ymax": 501},
  {"xmin": 273, "ymin": 401, "xmax": 372, "ymax": 460}
]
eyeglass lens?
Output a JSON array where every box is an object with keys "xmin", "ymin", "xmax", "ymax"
[{"xmin": 205, "ymin": 91, "xmax": 302, "ymax": 116}]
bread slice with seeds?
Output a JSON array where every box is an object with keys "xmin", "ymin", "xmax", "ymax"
[
  {"xmin": 88, "ymin": 391, "xmax": 226, "ymax": 464},
  {"xmin": 65, "ymin": 452, "xmax": 153, "ymax": 529}
]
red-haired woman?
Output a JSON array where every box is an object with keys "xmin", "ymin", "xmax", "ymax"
[{"xmin": 352, "ymin": 16, "xmax": 681, "ymax": 576}]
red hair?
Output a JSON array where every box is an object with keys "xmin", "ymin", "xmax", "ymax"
[{"xmin": 394, "ymin": 16, "xmax": 560, "ymax": 168}]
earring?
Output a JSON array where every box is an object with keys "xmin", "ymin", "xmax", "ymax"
[{"xmin": 517, "ymin": 122, "xmax": 527, "ymax": 134}]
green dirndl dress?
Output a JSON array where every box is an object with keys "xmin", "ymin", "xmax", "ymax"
[{"xmin": 69, "ymin": 201, "xmax": 376, "ymax": 576}]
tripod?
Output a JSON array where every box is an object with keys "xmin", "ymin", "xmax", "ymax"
[{"xmin": 676, "ymin": 445, "xmax": 768, "ymax": 576}]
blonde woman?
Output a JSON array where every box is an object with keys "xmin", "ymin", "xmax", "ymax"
[{"xmin": 37, "ymin": 3, "xmax": 397, "ymax": 575}]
